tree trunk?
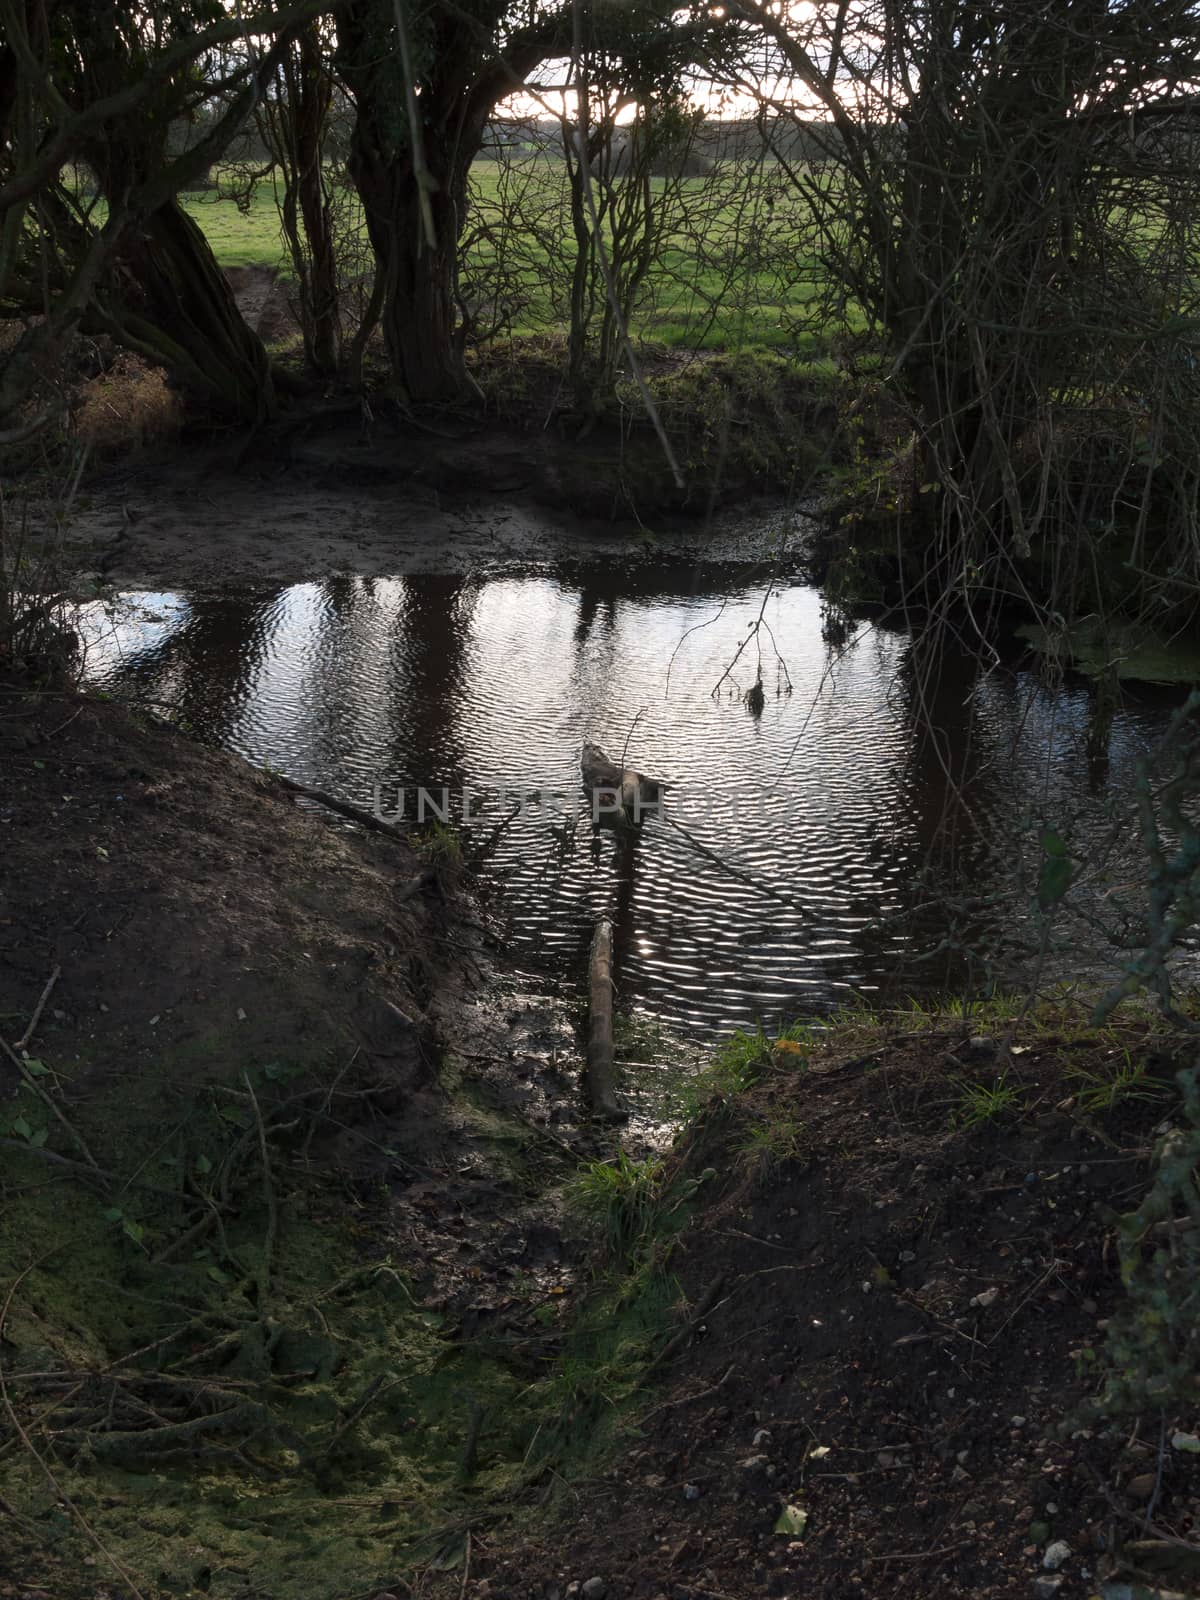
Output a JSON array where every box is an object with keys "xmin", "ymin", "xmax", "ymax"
[
  {"xmin": 100, "ymin": 201, "xmax": 277, "ymax": 422},
  {"xmin": 336, "ymin": 0, "xmax": 570, "ymax": 406},
  {"xmin": 348, "ymin": 130, "xmax": 474, "ymax": 404},
  {"xmin": 262, "ymin": 23, "xmax": 340, "ymax": 378},
  {"xmin": 294, "ymin": 27, "xmax": 339, "ymax": 376}
]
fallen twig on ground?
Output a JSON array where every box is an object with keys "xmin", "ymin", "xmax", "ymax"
[{"xmin": 13, "ymin": 964, "xmax": 60, "ymax": 1051}]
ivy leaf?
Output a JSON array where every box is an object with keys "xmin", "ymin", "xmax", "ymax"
[
  {"xmin": 1037, "ymin": 830, "xmax": 1073, "ymax": 909},
  {"xmin": 12, "ymin": 1117, "xmax": 31, "ymax": 1141},
  {"xmin": 195, "ymin": 1153, "xmax": 213, "ymax": 1175},
  {"xmin": 774, "ymin": 1504, "xmax": 809, "ymax": 1536},
  {"xmin": 21, "ymin": 1058, "xmax": 49, "ymax": 1077}
]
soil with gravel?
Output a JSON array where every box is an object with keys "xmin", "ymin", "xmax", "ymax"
[{"xmin": 470, "ymin": 1031, "xmax": 1200, "ymax": 1600}]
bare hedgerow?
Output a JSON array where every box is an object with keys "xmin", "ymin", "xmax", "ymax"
[{"xmin": 718, "ymin": 0, "xmax": 1200, "ymax": 632}]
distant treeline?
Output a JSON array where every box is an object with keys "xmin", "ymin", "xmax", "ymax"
[
  {"xmin": 477, "ymin": 115, "xmax": 844, "ymax": 167},
  {"xmin": 164, "ymin": 109, "xmax": 844, "ymax": 184}
]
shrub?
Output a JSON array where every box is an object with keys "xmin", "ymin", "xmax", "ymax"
[{"xmin": 1090, "ymin": 1065, "xmax": 1200, "ymax": 1417}]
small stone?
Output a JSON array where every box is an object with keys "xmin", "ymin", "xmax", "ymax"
[
  {"xmin": 1012, "ymin": 1415, "xmax": 1028, "ymax": 1427},
  {"xmin": 565, "ymin": 1586, "xmax": 580, "ymax": 1600},
  {"xmin": 580, "ymin": 1580, "xmax": 606, "ymax": 1600},
  {"xmin": 1043, "ymin": 1540, "xmax": 1071, "ymax": 1571},
  {"xmin": 971, "ymin": 1286, "xmax": 1001, "ymax": 1309},
  {"xmin": 899, "ymin": 1250, "xmax": 916, "ymax": 1262},
  {"xmin": 951, "ymin": 1465, "xmax": 970, "ymax": 1484},
  {"xmin": 1044, "ymin": 1501, "xmax": 1059, "ymax": 1515},
  {"xmin": 752, "ymin": 1428, "xmax": 773, "ymax": 1447},
  {"xmin": 739, "ymin": 1454, "xmax": 770, "ymax": 1473},
  {"xmin": 1081, "ymin": 1298, "xmax": 1098, "ymax": 1314},
  {"xmin": 683, "ymin": 1483, "xmax": 701, "ymax": 1501},
  {"xmin": 1126, "ymin": 1472, "xmax": 1156, "ymax": 1500},
  {"xmin": 1029, "ymin": 1521, "xmax": 1051, "ymax": 1545},
  {"xmin": 1033, "ymin": 1579, "xmax": 1064, "ymax": 1599},
  {"xmin": 877, "ymin": 1451, "xmax": 897, "ymax": 1469}
]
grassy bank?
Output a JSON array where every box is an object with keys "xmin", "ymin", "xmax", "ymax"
[
  {"xmin": 3, "ymin": 686, "xmax": 1197, "ymax": 1600},
  {"xmin": 0, "ymin": 693, "xmax": 717, "ymax": 1598},
  {"xmin": 167, "ymin": 161, "xmax": 850, "ymax": 358}
]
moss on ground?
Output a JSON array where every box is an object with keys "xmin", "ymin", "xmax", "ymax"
[{"xmin": 0, "ymin": 1033, "xmax": 701, "ymax": 1599}]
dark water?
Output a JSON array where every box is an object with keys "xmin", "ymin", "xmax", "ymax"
[{"xmin": 79, "ymin": 563, "xmax": 1185, "ymax": 1035}]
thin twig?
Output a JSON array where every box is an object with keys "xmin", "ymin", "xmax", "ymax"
[
  {"xmin": 864, "ymin": 1541, "xmax": 973, "ymax": 1565},
  {"xmin": 0, "ymin": 1035, "xmax": 102, "ymax": 1171},
  {"xmin": 13, "ymin": 965, "xmax": 60, "ymax": 1051},
  {"xmin": 243, "ymin": 1072, "xmax": 277, "ymax": 1306},
  {"xmin": 458, "ymin": 1528, "xmax": 472, "ymax": 1600}
]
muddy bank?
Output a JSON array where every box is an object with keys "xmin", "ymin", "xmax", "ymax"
[
  {"xmin": 61, "ymin": 418, "xmax": 819, "ymax": 593},
  {"xmin": 2, "ymin": 691, "xmax": 1196, "ymax": 1600},
  {"xmin": 0, "ymin": 691, "xmax": 620, "ymax": 1599},
  {"xmin": 477, "ymin": 1010, "xmax": 1200, "ymax": 1600}
]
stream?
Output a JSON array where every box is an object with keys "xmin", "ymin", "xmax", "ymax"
[{"xmin": 78, "ymin": 558, "xmax": 1191, "ymax": 1035}]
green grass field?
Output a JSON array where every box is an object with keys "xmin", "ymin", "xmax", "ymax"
[
  {"xmin": 178, "ymin": 181, "xmax": 288, "ymax": 270},
  {"xmin": 176, "ymin": 160, "xmax": 851, "ymax": 356}
]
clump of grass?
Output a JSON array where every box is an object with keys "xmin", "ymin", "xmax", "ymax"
[
  {"xmin": 569, "ymin": 1150, "xmax": 714, "ymax": 1263},
  {"xmin": 1069, "ymin": 1051, "xmax": 1168, "ymax": 1115},
  {"xmin": 898, "ymin": 990, "xmax": 1023, "ymax": 1030},
  {"xmin": 418, "ymin": 820, "xmax": 464, "ymax": 876},
  {"xmin": 739, "ymin": 1112, "xmax": 806, "ymax": 1175},
  {"xmin": 679, "ymin": 1025, "xmax": 773, "ymax": 1118},
  {"xmin": 569, "ymin": 1151, "xmax": 669, "ymax": 1261},
  {"xmin": 73, "ymin": 351, "xmax": 183, "ymax": 455},
  {"xmin": 956, "ymin": 1071, "xmax": 1025, "ymax": 1128}
]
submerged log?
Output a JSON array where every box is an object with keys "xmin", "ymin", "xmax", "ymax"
[
  {"xmin": 585, "ymin": 918, "xmax": 626, "ymax": 1122},
  {"xmin": 581, "ymin": 741, "xmax": 666, "ymax": 820}
]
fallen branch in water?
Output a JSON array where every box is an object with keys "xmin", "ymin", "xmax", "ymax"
[
  {"xmin": 585, "ymin": 919, "xmax": 625, "ymax": 1123},
  {"xmin": 270, "ymin": 772, "xmax": 409, "ymax": 842}
]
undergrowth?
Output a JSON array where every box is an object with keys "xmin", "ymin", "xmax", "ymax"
[{"xmin": 1089, "ymin": 1063, "xmax": 1200, "ymax": 1419}]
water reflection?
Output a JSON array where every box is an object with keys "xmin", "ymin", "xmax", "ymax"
[{"xmin": 79, "ymin": 567, "xmax": 1180, "ymax": 1034}]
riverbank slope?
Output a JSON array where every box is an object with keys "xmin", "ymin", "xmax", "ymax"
[{"xmin": 0, "ymin": 691, "xmax": 1196, "ymax": 1600}]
